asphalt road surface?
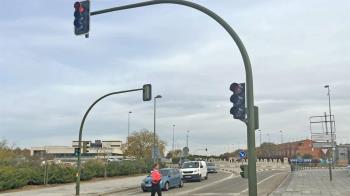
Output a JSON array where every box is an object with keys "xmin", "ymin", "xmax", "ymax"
[{"xmin": 106, "ymin": 169, "xmax": 288, "ymax": 196}]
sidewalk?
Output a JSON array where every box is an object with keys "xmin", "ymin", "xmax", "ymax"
[
  {"xmin": 0, "ymin": 175, "xmax": 145, "ymax": 196},
  {"xmin": 270, "ymin": 168, "xmax": 350, "ymax": 196}
]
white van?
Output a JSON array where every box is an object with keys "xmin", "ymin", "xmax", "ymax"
[{"xmin": 180, "ymin": 161, "xmax": 208, "ymax": 182}]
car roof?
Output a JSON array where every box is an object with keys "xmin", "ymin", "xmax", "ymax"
[{"xmin": 160, "ymin": 168, "xmax": 174, "ymax": 171}]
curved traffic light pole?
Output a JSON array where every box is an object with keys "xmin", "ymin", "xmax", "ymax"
[
  {"xmin": 75, "ymin": 88, "xmax": 143, "ymax": 195},
  {"xmin": 89, "ymin": 1, "xmax": 257, "ymax": 195}
]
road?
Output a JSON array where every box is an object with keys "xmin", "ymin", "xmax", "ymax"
[{"xmin": 106, "ymin": 169, "xmax": 288, "ymax": 196}]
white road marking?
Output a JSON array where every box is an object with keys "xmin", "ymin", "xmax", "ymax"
[{"xmin": 240, "ymin": 172, "xmax": 284, "ymax": 193}]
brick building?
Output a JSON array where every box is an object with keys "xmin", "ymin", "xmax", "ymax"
[{"xmin": 277, "ymin": 139, "xmax": 322, "ymax": 159}]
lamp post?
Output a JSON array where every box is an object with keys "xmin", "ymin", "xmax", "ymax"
[
  {"xmin": 127, "ymin": 111, "xmax": 132, "ymax": 144},
  {"xmin": 324, "ymin": 85, "xmax": 335, "ymax": 168},
  {"xmin": 153, "ymin": 95, "xmax": 162, "ymax": 163},
  {"xmin": 280, "ymin": 130, "xmax": 283, "ymax": 144},
  {"xmin": 186, "ymin": 130, "xmax": 190, "ymax": 148},
  {"xmin": 172, "ymin": 125, "xmax": 176, "ymax": 152}
]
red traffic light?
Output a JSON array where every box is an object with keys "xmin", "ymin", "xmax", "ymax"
[
  {"xmin": 230, "ymin": 83, "xmax": 242, "ymax": 94},
  {"xmin": 74, "ymin": 2, "xmax": 85, "ymax": 13},
  {"xmin": 74, "ymin": 2, "xmax": 81, "ymax": 10}
]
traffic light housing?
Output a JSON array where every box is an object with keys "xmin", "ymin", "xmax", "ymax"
[
  {"xmin": 74, "ymin": 1, "xmax": 90, "ymax": 35},
  {"xmin": 240, "ymin": 164, "xmax": 248, "ymax": 178},
  {"xmin": 74, "ymin": 148, "xmax": 80, "ymax": 156},
  {"xmin": 82, "ymin": 143, "xmax": 89, "ymax": 153},
  {"xmin": 229, "ymin": 83, "xmax": 246, "ymax": 120},
  {"xmin": 143, "ymin": 84, "xmax": 152, "ymax": 101}
]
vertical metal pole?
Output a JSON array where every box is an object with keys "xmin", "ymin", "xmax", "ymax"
[
  {"xmin": 326, "ymin": 86, "xmax": 335, "ymax": 168},
  {"xmin": 280, "ymin": 130, "xmax": 283, "ymax": 144},
  {"xmin": 153, "ymin": 98, "xmax": 156, "ymax": 163},
  {"xmin": 172, "ymin": 125, "xmax": 175, "ymax": 152},
  {"xmin": 127, "ymin": 111, "xmax": 131, "ymax": 148},
  {"xmin": 186, "ymin": 130, "xmax": 189, "ymax": 148}
]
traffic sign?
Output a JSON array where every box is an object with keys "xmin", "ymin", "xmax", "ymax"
[
  {"xmin": 183, "ymin": 147, "xmax": 189, "ymax": 157},
  {"xmin": 239, "ymin": 151, "xmax": 246, "ymax": 158},
  {"xmin": 322, "ymin": 148, "xmax": 328, "ymax": 155},
  {"xmin": 152, "ymin": 146, "xmax": 160, "ymax": 159}
]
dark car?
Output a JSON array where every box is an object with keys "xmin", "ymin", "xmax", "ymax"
[
  {"xmin": 141, "ymin": 168, "xmax": 184, "ymax": 192},
  {"xmin": 207, "ymin": 162, "xmax": 218, "ymax": 173}
]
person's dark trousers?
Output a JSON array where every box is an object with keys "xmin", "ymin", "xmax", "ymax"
[{"xmin": 151, "ymin": 182, "xmax": 162, "ymax": 196}]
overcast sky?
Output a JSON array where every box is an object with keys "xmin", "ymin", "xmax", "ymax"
[{"xmin": 0, "ymin": 0, "xmax": 349, "ymax": 155}]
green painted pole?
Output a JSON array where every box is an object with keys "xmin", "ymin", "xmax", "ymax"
[
  {"xmin": 90, "ymin": 1, "xmax": 257, "ymax": 195},
  {"xmin": 75, "ymin": 88, "xmax": 142, "ymax": 195}
]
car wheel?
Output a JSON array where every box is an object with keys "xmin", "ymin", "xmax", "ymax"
[
  {"xmin": 163, "ymin": 182, "xmax": 169, "ymax": 191},
  {"xmin": 198, "ymin": 175, "xmax": 202, "ymax": 182},
  {"xmin": 142, "ymin": 188, "xmax": 147, "ymax": 192},
  {"xmin": 205, "ymin": 174, "xmax": 208, "ymax": 180},
  {"xmin": 179, "ymin": 179, "xmax": 184, "ymax": 188}
]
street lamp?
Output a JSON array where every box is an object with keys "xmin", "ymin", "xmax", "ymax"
[
  {"xmin": 186, "ymin": 130, "xmax": 190, "ymax": 148},
  {"xmin": 324, "ymin": 85, "xmax": 335, "ymax": 167},
  {"xmin": 256, "ymin": 130, "xmax": 262, "ymax": 147},
  {"xmin": 172, "ymin": 125, "xmax": 176, "ymax": 152},
  {"xmin": 127, "ymin": 111, "xmax": 132, "ymax": 143},
  {"xmin": 153, "ymin": 94, "xmax": 162, "ymax": 163},
  {"xmin": 280, "ymin": 130, "xmax": 283, "ymax": 144}
]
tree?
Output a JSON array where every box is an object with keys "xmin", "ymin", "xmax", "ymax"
[
  {"xmin": 166, "ymin": 149, "xmax": 182, "ymax": 159},
  {"xmin": 123, "ymin": 129, "xmax": 166, "ymax": 160},
  {"xmin": 257, "ymin": 143, "xmax": 278, "ymax": 158}
]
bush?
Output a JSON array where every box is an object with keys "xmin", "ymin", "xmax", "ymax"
[
  {"xmin": 0, "ymin": 166, "xmax": 30, "ymax": 191},
  {"xmin": 47, "ymin": 164, "xmax": 75, "ymax": 184}
]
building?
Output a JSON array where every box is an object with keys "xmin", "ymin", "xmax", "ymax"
[
  {"xmin": 335, "ymin": 144, "xmax": 350, "ymax": 165},
  {"xmin": 276, "ymin": 139, "xmax": 322, "ymax": 160},
  {"xmin": 31, "ymin": 139, "xmax": 123, "ymax": 160}
]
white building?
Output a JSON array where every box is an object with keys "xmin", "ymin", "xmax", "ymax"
[{"xmin": 31, "ymin": 140, "xmax": 123, "ymax": 158}]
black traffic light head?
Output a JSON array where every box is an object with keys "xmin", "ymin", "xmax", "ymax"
[
  {"xmin": 240, "ymin": 164, "xmax": 248, "ymax": 178},
  {"xmin": 229, "ymin": 83, "xmax": 246, "ymax": 120},
  {"xmin": 74, "ymin": 1, "xmax": 90, "ymax": 35},
  {"xmin": 143, "ymin": 84, "xmax": 152, "ymax": 101}
]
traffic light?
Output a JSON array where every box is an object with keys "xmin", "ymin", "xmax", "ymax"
[
  {"xmin": 143, "ymin": 84, "xmax": 152, "ymax": 101},
  {"xmin": 74, "ymin": 148, "xmax": 80, "ymax": 156},
  {"xmin": 82, "ymin": 143, "xmax": 89, "ymax": 153},
  {"xmin": 240, "ymin": 164, "xmax": 248, "ymax": 178},
  {"xmin": 229, "ymin": 83, "xmax": 246, "ymax": 120},
  {"xmin": 74, "ymin": 1, "xmax": 90, "ymax": 35}
]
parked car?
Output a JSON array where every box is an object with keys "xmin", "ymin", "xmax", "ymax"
[
  {"xmin": 180, "ymin": 161, "xmax": 208, "ymax": 182},
  {"xmin": 141, "ymin": 168, "xmax": 184, "ymax": 192},
  {"xmin": 207, "ymin": 162, "xmax": 218, "ymax": 173}
]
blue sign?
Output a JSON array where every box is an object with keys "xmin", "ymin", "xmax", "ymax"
[
  {"xmin": 290, "ymin": 159, "xmax": 312, "ymax": 163},
  {"xmin": 239, "ymin": 151, "xmax": 246, "ymax": 158}
]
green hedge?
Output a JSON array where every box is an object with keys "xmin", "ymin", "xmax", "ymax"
[{"xmin": 0, "ymin": 159, "xmax": 153, "ymax": 192}]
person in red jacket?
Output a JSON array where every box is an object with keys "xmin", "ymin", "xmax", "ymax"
[{"xmin": 150, "ymin": 163, "xmax": 162, "ymax": 196}]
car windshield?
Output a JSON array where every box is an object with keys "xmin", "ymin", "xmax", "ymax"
[
  {"xmin": 207, "ymin": 163, "xmax": 215, "ymax": 166},
  {"xmin": 182, "ymin": 162, "xmax": 199, "ymax": 168},
  {"xmin": 160, "ymin": 169, "xmax": 170, "ymax": 176}
]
